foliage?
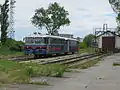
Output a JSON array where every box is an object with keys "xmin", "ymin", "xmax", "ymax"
[
  {"xmin": 0, "ymin": 39, "xmax": 24, "ymax": 59},
  {"xmin": 79, "ymin": 42, "xmax": 87, "ymax": 49},
  {"xmin": 0, "ymin": 0, "xmax": 9, "ymax": 45},
  {"xmin": 0, "ymin": 5, "xmax": 2, "ymax": 23},
  {"xmin": 116, "ymin": 26, "xmax": 120, "ymax": 34},
  {"xmin": 5, "ymin": 38, "xmax": 24, "ymax": 52},
  {"xmin": 113, "ymin": 62, "xmax": 120, "ymax": 66},
  {"xmin": 109, "ymin": 0, "xmax": 120, "ymax": 14},
  {"xmin": 109, "ymin": 0, "xmax": 120, "ymax": 34},
  {"xmin": 0, "ymin": 41, "xmax": 1, "ymax": 47},
  {"xmin": 0, "ymin": 60, "xmax": 66, "ymax": 84},
  {"xmin": 22, "ymin": 63, "xmax": 66, "ymax": 77},
  {"xmin": 83, "ymin": 34, "xmax": 95, "ymax": 47},
  {"xmin": 31, "ymin": 2, "xmax": 70, "ymax": 35},
  {"xmin": 79, "ymin": 48, "xmax": 95, "ymax": 54},
  {"xmin": 116, "ymin": 14, "xmax": 120, "ymax": 34}
]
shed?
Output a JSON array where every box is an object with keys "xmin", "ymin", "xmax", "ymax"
[{"xmin": 97, "ymin": 31, "xmax": 120, "ymax": 52}]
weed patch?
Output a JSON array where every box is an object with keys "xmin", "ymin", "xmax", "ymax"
[
  {"xmin": 113, "ymin": 62, "xmax": 120, "ymax": 66},
  {"xmin": 0, "ymin": 60, "xmax": 66, "ymax": 84}
]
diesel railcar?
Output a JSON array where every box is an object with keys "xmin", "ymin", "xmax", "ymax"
[{"xmin": 24, "ymin": 33, "xmax": 79, "ymax": 58}]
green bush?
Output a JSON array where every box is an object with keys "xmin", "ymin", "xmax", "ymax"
[
  {"xmin": 22, "ymin": 63, "xmax": 66, "ymax": 77},
  {"xmin": 5, "ymin": 38, "xmax": 24, "ymax": 52},
  {"xmin": 79, "ymin": 42, "xmax": 87, "ymax": 49},
  {"xmin": 24, "ymin": 66, "xmax": 34, "ymax": 77},
  {"xmin": 0, "ymin": 39, "xmax": 24, "ymax": 58},
  {"xmin": 0, "ymin": 42, "xmax": 1, "ymax": 47}
]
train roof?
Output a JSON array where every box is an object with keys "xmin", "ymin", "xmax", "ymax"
[{"xmin": 25, "ymin": 33, "xmax": 78, "ymax": 41}]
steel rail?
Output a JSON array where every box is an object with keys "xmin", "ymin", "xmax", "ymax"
[{"xmin": 40, "ymin": 53, "xmax": 104, "ymax": 65}]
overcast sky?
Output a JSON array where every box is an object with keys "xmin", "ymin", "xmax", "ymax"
[{"xmin": 0, "ymin": 0, "xmax": 117, "ymax": 40}]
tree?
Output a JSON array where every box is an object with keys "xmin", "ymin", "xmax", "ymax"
[
  {"xmin": 0, "ymin": 5, "xmax": 2, "ymax": 27},
  {"xmin": 0, "ymin": 0, "xmax": 9, "ymax": 45},
  {"xmin": 79, "ymin": 42, "xmax": 87, "ymax": 49},
  {"xmin": 109, "ymin": 0, "xmax": 120, "ymax": 14},
  {"xmin": 31, "ymin": 2, "xmax": 70, "ymax": 35},
  {"xmin": 109, "ymin": 0, "xmax": 120, "ymax": 33},
  {"xmin": 0, "ymin": 5, "xmax": 1, "ymax": 23},
  {"xmin": 83, "ymin": 34, "xmax": 95, "ymax": 47}
]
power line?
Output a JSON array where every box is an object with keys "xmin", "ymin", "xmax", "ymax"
[{"xmin": 8, "ymin": 0, "xmax": 16, "ymax": 39}]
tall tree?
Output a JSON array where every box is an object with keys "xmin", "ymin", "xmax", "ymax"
[
  {"xmin": 109, "ymin": 0, "xmax": 120, "ymax": 14},
  {"xmin": 109, "ymin": 0, "xmax": 120, "ymax": 33},
  {"xmin": 0, "ymin": 0, "xmax": 9, "ymax": 45},
  {"xmin": 83, "ymin": 34, "xmax": 95, "ymax": 47},
  {"xmin": 0, "ymin": 5, "xmax": 2, "ymax": 26},
  {"xmin": 0, "ymin": 5, "xmax": 1, "ymax": 22},
  {"xmin": 31, "ymin": 2, "xmax": 70, "ymax": 35}
]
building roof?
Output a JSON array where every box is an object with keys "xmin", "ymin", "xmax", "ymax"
[
  {"xmin": 25, "ymin": 33, "xmax": 78, "ymax": 41},
  {"xmin": 96, "ymin": 31, "xmax": 120, "ymax": 38}
]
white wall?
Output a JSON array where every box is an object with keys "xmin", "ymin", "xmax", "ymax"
[
  {"xmin": 115, "ymin": 36, "xmax": 120, "ymax": 49},
  {"xmin": 98, "ymin": 36, "xmax": 102, "ymax": 48}
]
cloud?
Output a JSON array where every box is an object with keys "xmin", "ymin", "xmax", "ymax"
[
  {"xmin": 0, "ymin": 0, "xmax": 118, "ymax": 40},
  {"xmin": 77, "ymin": 8, "xmax": 91, "ymax": 12},
  {"xmin": 0, "ymin": 0, "xmax": 5, "ymax": 4}
]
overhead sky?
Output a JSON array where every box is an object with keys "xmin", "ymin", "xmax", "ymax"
[{"xmin": 0, "ymin": 0, "xmax": 117, "ymax": 40}]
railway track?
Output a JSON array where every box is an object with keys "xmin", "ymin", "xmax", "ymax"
[
  {"xmin": 8, "ymin": 53, "xmax": 88, "ymax": 61},
  {"xmin": 10, "ymin": 52, "xmax": 109, "ymax": 66},
  {"xmin": 19, "ymin": 53, "xmax": 89, "ymax": 63},
  {"xmin": 20, "ymin": 53, "xmax": 108, "ymax": 65},
  {"xmin": 40, "ymin": 53, "xmax": 108, "ymax": 65}
]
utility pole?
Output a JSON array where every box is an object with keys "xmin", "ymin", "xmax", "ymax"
[{"xmin": 8, "ymin": 0, "xmax": 16, "ymax": 39}]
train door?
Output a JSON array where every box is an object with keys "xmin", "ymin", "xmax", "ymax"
[
  {"xmin": 46, "ymin": 37, "xmax": 50, "ymax": 54},
  {"xmin": 67, "ymin": 40, "xmax": 69, "ymax": 52},
  {"xmin": 64, "ymin": 40, "xmax": 67, "ymax": 53}
]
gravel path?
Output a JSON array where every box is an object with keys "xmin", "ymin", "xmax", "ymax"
[{"xmin": 1, "ymin": 53, "xmax": 120, "ymax": 90}]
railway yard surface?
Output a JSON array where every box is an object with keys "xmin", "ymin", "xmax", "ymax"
[{"xmin": 1, "ymin": 53, "xmax": 120, "ymax": 90}]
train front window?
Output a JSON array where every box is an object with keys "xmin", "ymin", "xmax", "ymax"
[
  {"xmin": 25, "ymin": 37, "xmax": 44, "ymax": 44},
  {"xmin": 25, "ymin": 37, "xmax": 34, "ymax": 44},
  {"xmin": 44, "ymin": 38, "xmax": 49, "ymax": 44},
  {"xmin": 25, "ymin": 37, "xmax": 48, "ymax": 44},
  {"xmin": 34, "ymin": 37, "xmax": 44, "ymax": 44}
]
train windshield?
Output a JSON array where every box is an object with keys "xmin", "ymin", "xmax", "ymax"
[
  {"xmin": 34, "ymin": 37, "xmax": 44, "ymax": 44},
  {"xmin": 25, "ymin": 37, "xmax": 45, "ymax": 44}
]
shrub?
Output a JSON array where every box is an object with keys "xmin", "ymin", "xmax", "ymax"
[
  {"xmin": 4, "ymin": 38, "xmax": 24, "ymax": 52},
  {"xmin": 0, "ymin": 60, "xmax": 66, "ymax": 84},
  {"xmin": 79, "ymin": 42, "xmax": 87, "ymax": 49}
]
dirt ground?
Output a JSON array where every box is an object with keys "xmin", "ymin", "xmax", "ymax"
[{"xmin": 1, "ymin": 53, "xmax": 120, "ymax": 90}]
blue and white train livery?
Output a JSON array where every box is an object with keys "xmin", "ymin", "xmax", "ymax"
[{"xmin": 24, "ymin": 33, "xmax": 79, "ymax": 58}]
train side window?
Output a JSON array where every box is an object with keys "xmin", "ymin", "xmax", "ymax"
[
  {"xmin": 50, "ymin": 38, "xmax": 54, "ymax": 44},
  {"xmin": 56, "ymin": 38, "xmax": 60, "ymax": 44},
  {"xmin": 54, "ymin": 38, "xmax": 57, "ymax": 44},
  {"xmin": 49, "ymin": 38, "xmax": 65, "ymax": 44},
  {"xmin": 44, "ymin": 38, "xmax": 48, "ymax": 44},
  {"xmin": 57, "ymin": 39, "xmax": 60, "ymax": 44},
  {"xmin": 69, "ymin": 40, "xmax": 77, "ymax": 45}
]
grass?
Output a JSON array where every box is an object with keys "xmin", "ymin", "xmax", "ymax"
[
  {"xmin": 79, "ymin": 48, "xmax": 96, "ymax": 54},
  {"xmin": 0, "ymin": 60, "xmax": 66, "ymax": 84},
  {"xmin": 70, "ymin": 59, "xmax": 101, "ymax": 69},
  {"xmin": 0, "ymin": 46, "xmax": 24, "ymax": 59},
  {"xmin": 113, "ymin": 62, "xmax": 120, "ymax": 66}
]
